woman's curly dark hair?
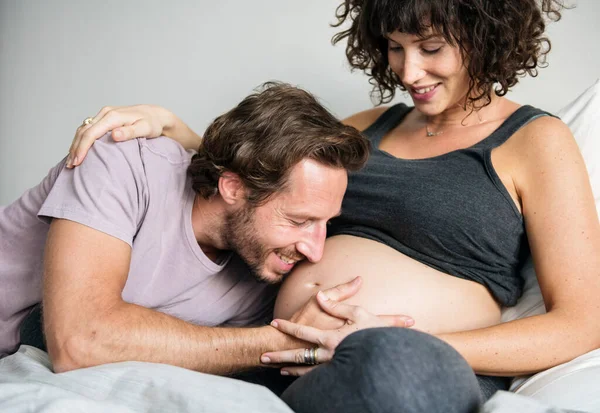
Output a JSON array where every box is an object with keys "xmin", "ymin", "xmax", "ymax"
[{"xmin": 332, "ymin": 0, "xmax": 566, "ymax": 109}]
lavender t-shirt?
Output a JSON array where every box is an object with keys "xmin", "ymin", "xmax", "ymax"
[{"xmin": 0, "ymin": 135, "xmax": 276, "ymax": 357}]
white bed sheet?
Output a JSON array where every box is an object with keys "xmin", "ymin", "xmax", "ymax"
[{"xmin": 0, "ymin": 345, "xmax": 293, "ymax": 413}]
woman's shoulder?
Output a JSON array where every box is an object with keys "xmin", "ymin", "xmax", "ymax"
[
  {"xmin": 512, "ymin": 111, "xmax": 572, "ymax": 151},
  {"xmin": 342, "ymin": 106, "xmax": 391, "ymax": 131},
  {"xmin": 496, "ymin": 99, "xmax": 570, "ymax": 151},
  {"xmin": 506, "ymin": 111, "xmax": 580, "ymax": 183}
]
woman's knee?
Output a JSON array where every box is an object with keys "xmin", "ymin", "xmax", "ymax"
[
  {"xmin": 338, "ymin": 327, "xmax": 469, "ymax": 371},
  {"xmin": 289, "ymin": 327, "xmax": 481, "ymax": 413}
]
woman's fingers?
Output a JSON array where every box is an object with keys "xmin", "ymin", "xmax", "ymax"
[
  {"xmin": 67, "ymin": 105, "xmax": 167, "ymax": 168},
  {"xmin": 320, "ymin": 276, "xmax": 362, "ymax": 302},
  {"xmin": 70, "ymin": 112, "xmax": 137, "ymax": 167},
  {"xmin": 94, "ymin": 105, "xmax": 116, "ymax": 120},
  {"xmin": 111, "ymin": 118, "xmax": 154, "ymax": 141},
  {"xmin": 316, "ymin": 291, "xmax": 414, "ymax": 327},
  {"xmin": 315, "ymin": 290, "xmax": 368, "ymax": 321},
  {"xmin": 377, "ymin": 314, "xmax": 415, "ymax": 328},
  {"xmin": 67, "ymin": 107, "xmax": 119, "ymax": 167}
]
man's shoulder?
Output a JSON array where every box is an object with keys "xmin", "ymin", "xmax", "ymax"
[
  {"xmin": 138, "ymin": 136, "xmax": 195, "ymax": 166},
  {"xmin": 91, "ymin": 135, "xmax": 193, "ymax": 168}
]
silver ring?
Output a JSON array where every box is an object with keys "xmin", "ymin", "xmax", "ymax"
[
  {"xmin": 82, "ymin": 117, "xmax": 94, "ymax": 127},
  {"xmin": 303, "ymin": 348, "xmax": 318, "ymax": 365},
  {"xmin": 303, "ymin": 348, "xmax": 311, "ymax": 364}
]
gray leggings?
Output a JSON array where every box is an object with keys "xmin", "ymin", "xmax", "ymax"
[{"xmin": 280, "ymin": 327, "xmax": 510, "ymax": 413}]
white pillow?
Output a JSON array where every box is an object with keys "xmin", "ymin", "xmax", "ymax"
[
  {"xmin": 556, "ymin": 78, "xmax": 600, "ymax": 218},
  {"xmin": 501, "ymin": 78, "xmax": 600, "ymax": 322}
]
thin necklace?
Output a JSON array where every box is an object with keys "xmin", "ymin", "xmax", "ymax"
[
  {"xmin": 425, "ymin": 111, "xmax": 486, "ymax": 137},
  {"xmin": 425, "ymin": 124, "xmax": 444, "ymax": 137}
]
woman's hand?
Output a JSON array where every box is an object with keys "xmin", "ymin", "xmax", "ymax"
[
  {"xmin": 286, "ymin": 276, "xmax": 363, "ymax": 331},
  {"xmin": 261, "ymin": 286, "xmax": 414, "ymax": 376},
  {"xmin": 67, "ymin": 105, "xmax": 185, "ymax": 168}
]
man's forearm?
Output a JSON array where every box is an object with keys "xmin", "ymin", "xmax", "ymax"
[{"xmin": 49, "ymin": 301, "xmax": 300, "ymax": 375}]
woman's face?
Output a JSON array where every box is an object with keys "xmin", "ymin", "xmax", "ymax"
[{"xmin": 387, "ymin": 30, "xmax": 471, "ymax": 116}]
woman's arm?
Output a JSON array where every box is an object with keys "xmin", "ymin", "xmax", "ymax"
[
  {"xmin": 68, "ymin": 104, "xmax": 385, "ymax": 168},
  {"xmin": 437, "ymin": 116, "xmax": 600, "ymax": 376},
  {"xmin": 264, "ymin": 116, "xmax": 600, "ymax": 377},
  {"xmin": 68, "ymin": 105, "xmax": 202, "ymax": 167}
]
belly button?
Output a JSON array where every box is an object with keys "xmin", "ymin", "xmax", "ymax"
[{"xmin": 307, "ymin": 282, "xmax": 321, "ymax": 288}]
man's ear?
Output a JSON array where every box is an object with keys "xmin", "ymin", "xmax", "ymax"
[{"xmin": 218, "ymin": 171, "xmax": 246, "ymax": 205}]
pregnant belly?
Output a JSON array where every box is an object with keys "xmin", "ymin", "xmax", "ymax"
[{"xmin": 274, "ymin": 235, "xmax": 501, "ymax": 334}]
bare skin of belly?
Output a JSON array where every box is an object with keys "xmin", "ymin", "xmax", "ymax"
[{"xmin": 274, "ymin": 235, "xmax": 502, "ymax": 335}]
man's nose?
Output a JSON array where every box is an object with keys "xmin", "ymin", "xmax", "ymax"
[{"xmin": 296, "ymin": 223, "xmax": 327, "ymax": 263}]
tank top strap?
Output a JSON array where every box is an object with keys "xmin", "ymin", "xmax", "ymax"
[
  {"xmin": 475, "ymin": 105, "xmax": 555, "ymax": 151},
  {"xmin": 361, "ymin": 103, "xmax": 412, "ymax": 146}
]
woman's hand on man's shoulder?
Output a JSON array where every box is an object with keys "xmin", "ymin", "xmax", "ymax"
[{"xmin": 67, "ymin": 105, "xmax": 175, "ymax": 168}]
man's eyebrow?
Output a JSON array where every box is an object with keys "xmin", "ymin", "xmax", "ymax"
[{"xmin": 289, "ymin": 208, "xmax": 342, "ymax": 221}]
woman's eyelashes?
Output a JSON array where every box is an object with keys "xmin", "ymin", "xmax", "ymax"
[
  {"xmin": 387, "ymin": 43, "xmax": 444, "ymax": 55},
  {"xmin": 422, "ymin": 46, "xmax": 442, "ymax": 54}
]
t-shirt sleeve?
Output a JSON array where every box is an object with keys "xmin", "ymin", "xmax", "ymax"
[{"xmin": 38, "ymin": 134, "xmax": 148, "ymax": 246}]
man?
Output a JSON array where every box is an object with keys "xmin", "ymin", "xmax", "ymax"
[{"xmin": 0, "ymin": 82, "xmax": 369, "ymax": 375}]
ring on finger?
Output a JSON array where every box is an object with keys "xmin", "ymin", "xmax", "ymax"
[
  {"xmin": 303, "ymin": 347, "xmax": 319, "ymax": 365},
  {"xmin": 82, "ymin": 117, "xmax": 94, "ymax": 127},
  {"xmin": 311, "ymin": 347, "xmax": 319, "ymax": 364}
]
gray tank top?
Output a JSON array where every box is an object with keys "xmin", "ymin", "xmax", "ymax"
[{"xmin": 328, "ymin": 103, "xmax": 553, "ymax": 306}]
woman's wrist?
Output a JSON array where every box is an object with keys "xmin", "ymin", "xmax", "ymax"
[
  {"xmin": 158, "ymin": 107, "xmax": 179, "ymax": 138},
  {"xmin": 163, "ymin": 112, "xmax": 202, "ymax": 150}
]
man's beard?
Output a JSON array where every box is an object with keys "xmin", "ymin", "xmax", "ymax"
[{"xmin": 224, "ymin": 206, "xmax": 288, "ymax": 284}]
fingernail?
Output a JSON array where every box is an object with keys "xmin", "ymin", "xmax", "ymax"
[
  {"xmin": 261, "ymin": 356, "xmax": 271, "ymax": 364},
  {"xmin": 113, "ymin": 130, "xmax": 122, "ymax": 139},
  {"xmin": 72, "ymin": 156, "xmax": 79, "ymax": 166},
  {"xmin": 281, "ymin": 370, "xmax": 289, "ymax": 376},
  {"xmin": 317, "ymin": 291, "xmax": 329, "ymax": 301},
  {"xmin": 405, "ymin": 318, "xmax": 415, "ymax": 327},
  {"xmin": 66, "ymin": 155, "xmax": 72, "ymax": 168},
  {"xmin": 270, "ymin": 320, "xmax": 279, "ymax": 328}
]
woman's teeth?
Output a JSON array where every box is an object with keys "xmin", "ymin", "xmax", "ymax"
[{"xmin": 414, "ymin": 85, "xmax": 437, "ymax": 94}]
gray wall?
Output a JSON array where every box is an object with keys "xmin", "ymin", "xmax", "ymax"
[{"xmin": 1, "ymin": 0, "xmax": 599, "ymax": 205}]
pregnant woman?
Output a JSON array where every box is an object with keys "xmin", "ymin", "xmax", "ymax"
[{"xmin": 66, "ymin": 0, "xmax": 599, "ymax": 412}]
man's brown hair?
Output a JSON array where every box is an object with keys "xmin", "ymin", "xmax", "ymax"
[{"xmin": 187, "ymin": 82, "xmax": 370, "ymax": 205}]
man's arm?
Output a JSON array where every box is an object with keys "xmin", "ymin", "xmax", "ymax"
[{"xmin": 43, "ymin": 219, "xmax": 301, "ymax": 374}]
